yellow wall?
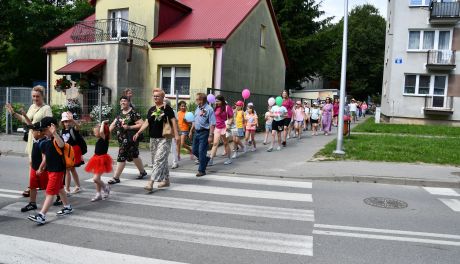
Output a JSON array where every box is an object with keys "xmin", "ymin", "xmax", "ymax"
[
  {"xmin": 148, "ymin": 47, "xmax": 214, "ymax": 103},
  {"xmin": 95, "ymin": 0, "xmax": 156, "ymax": 40},
  {"xmin": 50, "ymin": 51, "xmax": 68, "ymax": 106}
]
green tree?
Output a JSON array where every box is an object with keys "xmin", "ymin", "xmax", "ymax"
[
  {"xmin": 318, "ymin": 4, "xmax": 386, "ymax": 100},
  {"xmin": 271, "ymin": 0, "xmax": 332, "ymax": 89},
  {"xmin": 0, "ymin": 0, "xmax": 94, "ymax": 86}
]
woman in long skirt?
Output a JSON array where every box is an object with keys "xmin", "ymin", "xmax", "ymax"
[{"xmin": 322, "ymin": 97, "xmax": 333, "ymax": 136}]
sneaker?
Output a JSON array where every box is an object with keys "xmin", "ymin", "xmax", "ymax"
[
  {"xmin": 282, "ymin": 141, "xmax": 286, "ymax": 147},
  {"xmin": 251, "ymin": 147, "xmax": 256, "ymax": 152},
  {"xmin": 102, "ymin": 185, "xmax": 111, "ymax": 199},
  {"xmin": 71, "ymin": 186, "xmax": 81, "ymax": 194},
  {"xmin": 196, "ymin": 171, "xmax": 206, "ymax": 177},
  {"xmin": 207, "ymin": 158, "xmax": 214, "ymax": 166},
  {"xmin": 53, "ymin": 196, "xmax": 63, "ymax": 206},
  {"xmin": 171, "ymin": 162, "xmax": 179, "ymax": 169},
  {"xmin": 224, "ymin": 159, "xmax": 232, "ymax": 165},
  {"xmin": 28, "ymin": 213, "xmax": 46, "ymax": 225},
  {"xmin": 21, "ymin": 202, "xmax": 37, "ymax": 212},
  {"xmin": 267, "ymin": 147, "xmax": 273, "ymax": 152},
  {"xmin": 287, "ymin": 135, "xmax": 290, "ymax": 139},
  {"xmin": 276, "ymin": 146, "xmax": 281, "ymax": 151},
  {"xmin": 56, "ymin": 205, "xmax": 73, "ymax": 216},
  {"xmin": 91, "ymin": 193, "xmax": 103, "ymax": 202}
]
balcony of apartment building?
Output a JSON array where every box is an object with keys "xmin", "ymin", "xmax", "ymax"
[
  {"xmin": 424, "ymin": 95, "xmax": 454, "ymax": 115},
  {"xmin": 426, "ymin": 50, "xmax": 456, "ymax": 70},
  {"xmin": 70, "ymin": 18, "xmax": 147, "ymax": 46},
  {"xmin": 430, "ymin": 0, "xmax": 460, "ymax": 24}
]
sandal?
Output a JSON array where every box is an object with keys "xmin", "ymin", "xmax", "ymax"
[
  {"xmin": 71, "ymin": 186, "xmax": 81, "ymax": 194},
  {"xmin": 144, "ymin": 180, "xmax": 154, "ymax": 193},
  {"xmin": 136, "ymin": 171, "xmax": 147, "ymax": 180},
  {"xmin": 22, "ymin": 187, "xmax": 30, "ymax": 198},
  {"xmin": 108, "ymin": 178, "xmax": 121, "ymax": 185}
]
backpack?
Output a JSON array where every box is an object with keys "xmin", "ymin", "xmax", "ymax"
[
  {"xmin": 69, "ymin": 128, "xmax": 87, "ymax": 155},
  {"xmin": 53, "ymin": 140, "xmax": 75, "ymax": 169}
]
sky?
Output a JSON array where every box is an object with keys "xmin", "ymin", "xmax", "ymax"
[{"xmin": 321, "ymin": 0, "xmax": 387, "ymax": 22}]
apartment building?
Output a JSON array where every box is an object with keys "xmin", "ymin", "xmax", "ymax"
[{"xmin": 382, "ymin": 0, "xmax": 460, "ymax": 125}]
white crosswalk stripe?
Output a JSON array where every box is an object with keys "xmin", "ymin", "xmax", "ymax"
[
  {"xmin": 0, "ymin": 172, "xmax": 315, "ymax": 261},
  {"xmin": 0, "ymin": 188, "xmax": 22, "ymax": 199},
  {"xmin": 85, "ymin": 176, "xmax": 312, "ymax": 202},
  {"xmin": 423, "ymin": 187, "xmax": 460, "ymax": 212}
]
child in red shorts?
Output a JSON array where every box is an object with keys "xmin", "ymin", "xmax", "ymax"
[
  {"xmin": 20, "ymin": 124, "xmax": 48, "ymax": 212},
  {"xmin": 28, "ymin": 117, "xmax": 73, "ymax": 225}
]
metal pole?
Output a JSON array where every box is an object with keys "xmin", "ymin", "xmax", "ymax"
[
  {"xmin": 175, "ymin": 89, "xmax": 179, "ymax": 113},
  {"xmin": 334, "ymin": 0, "xmax": 349, "ymax": 155},
  {"xmin": 5, "ymin": 87, "xmax": 10, "ymax": 134},
  {"xmin": 98, "ymin": 85, "xmax": 102, "ymax": 122}
]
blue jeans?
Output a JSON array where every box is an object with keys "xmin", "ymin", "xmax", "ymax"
[{"xmin": 192, "ymin": 130, "xmax": 210, "ymax": 173}]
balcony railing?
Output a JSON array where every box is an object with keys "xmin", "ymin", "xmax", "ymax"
[
  {"xmin": 424, "ymin": 96, "xmax": 454, "ymax": 115},
  {"xmin": 71, "ymin": 18, "xmax": 147, "ymax": 46},
  {"xmin": 426, "ymin": 50, "xmax": 456, "ymax": 70},
  {"xmin": 430, "ymin": 1, "xmax": 460, "ymax": 24}
]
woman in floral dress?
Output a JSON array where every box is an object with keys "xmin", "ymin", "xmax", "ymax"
[{"xmin": 108, "ymin": 96, "xmax": 147, "ymax": 184}]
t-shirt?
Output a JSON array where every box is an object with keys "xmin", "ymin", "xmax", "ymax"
[
  {"xmin": 282, "ymin": 99, "xmax": 294, "ymax": 119},
  {"xmin": 294, "ymin": 108, "xmax": 304, "ymax": 122},
  {"xmin": 95, "ymin": 138, "xmax": 109, "ymax": 155},
  {"xmin": 41, "ymin": 136, "xmax": 65, "ymax": 172},
  {"xmin": 271, "ymin": 105, "xmax": 287, "ymax": 122},
  {"xmin": 245, "ymin": 113, "xmax": 258, "ymax": 130},
  {"xmin": 215, "ymin": 105, "xmax": 234, "ymax": 129},
  {"xmin": 147, "ymin": 105, "xmax": 176, "ymax": 138},
  {"xmin": 177, "ymin": 111, "xmax": 190, "ymax": 132},
  {"xmin": 333, "ymin": 103, "xmax": 340, "ymax": 115},
  {"xmin": 61, "ymin": 128, "xmax": 78, "ymax": 146},
  {"xmin": 310, "ymin": 108, "xmax": 321, "ymax": 120},
  {"xmin": 304, "ymin": 107, "xmax": 310, "ymax": 115},
  {"xmin": 31, "ymin": 137, "xmax": 47, "ymax": 171},
  {"xmin": 235, "ymin": 110, "xmax": 244, "ymax": 129},
  {"xmin": 349, "ymin": 103, "xmax": 358, "ymax": 112},
  {"xmin": 265, "ymin": 111, "xmax": 273, "ymax": 125}
]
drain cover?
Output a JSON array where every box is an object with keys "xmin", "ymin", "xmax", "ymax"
[{"xmin": 364, "ymin": 197, "xmax": 408, "ymax": 209}]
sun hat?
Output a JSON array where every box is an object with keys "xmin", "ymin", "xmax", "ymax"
[{"xmin": 61, "ymin": 112, "xmax": 71, "ymax": 122}]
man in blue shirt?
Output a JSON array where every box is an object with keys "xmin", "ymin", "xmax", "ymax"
[{"xmin": 189, "ymin": 93, "xmax": 216, "ymax": 177}]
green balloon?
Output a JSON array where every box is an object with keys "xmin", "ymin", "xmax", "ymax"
[{"xmin": 275, "ymin": 96, "xmax": 283, "ymax": 106}]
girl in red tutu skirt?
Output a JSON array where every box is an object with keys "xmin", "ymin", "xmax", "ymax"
[{"xmin": 85, "ymin": 121, "xmax": 113, "ymax": 202}]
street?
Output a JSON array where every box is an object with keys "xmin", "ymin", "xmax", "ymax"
[{"xmin": 0, "ymin": 155, "xmax": 459, "ymax": 264}]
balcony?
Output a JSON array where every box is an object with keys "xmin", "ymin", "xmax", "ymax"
[
  {"xmin": 70, "ymin": 18, "xmax": 147, "ymax": 46},
  {"xmin": 430, "ymin": 1, "xmax": 460, "ymax": 24},
  {"xmin": 424, "ymin": 96, "xmax": 454, "ymax": 115},
  {"xmin": 426, "ymin": 50, "xmax": 456, "ymax": 70}
]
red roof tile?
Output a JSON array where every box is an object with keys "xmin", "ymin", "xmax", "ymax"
[
  {"xmin": 152, "ymin": 0, "xmax": 260, "ymax": 43},
  {"xmin": 42, "ymin": 14, "xmax": 96, "ymax": 51}
]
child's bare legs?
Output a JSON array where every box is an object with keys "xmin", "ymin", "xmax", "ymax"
[
  {"xmin": 70, "ymin": 168, "xmax": 81, "ymax": 189},
  {"xmin": 264, "ymin": 128, "xmax": 270, "ymax": 144},
  {"xmin": 93, "ymin": 173, "xmax": 105, "ymax": 193},
  {"xmin": 250, "ymin": 131, "xmax": 256, "ymax": 149},
  {"xmin": 29, "ymin": 188, "xmax": 37, "ymax": 203},
  {"xmin": 64, "ymin": 170, "xmax": 71, "ymax": 192},
  {"xmin": 40, "ymin": 189, "xmax": 69, "ymax": 215}
]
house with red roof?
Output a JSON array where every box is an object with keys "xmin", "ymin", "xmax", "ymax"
[{"xmin": 43, "ymin": 0, "xmax": 287, "ymax": 110}]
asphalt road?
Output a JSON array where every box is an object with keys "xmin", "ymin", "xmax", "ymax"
[{"xmin": 0, "ymin": 155, "xmax": 459, "ymax": 264}]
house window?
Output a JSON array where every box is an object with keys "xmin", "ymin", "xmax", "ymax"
[
  {"xmin": 109, "ymin": 9, "xmax": 129, "ymax": 40},
  {"xmin": 408, "ymin": 30, "xmax": 452, "ymax": 51},
  {"xmin": 160, "ymin": 66, "xmax": 191, "ymax": 96},
  {"xmin": 409, "ymin": 0, "xmax": 430, "ymax": 6},
  {"xmin": 403, "ymin": 74, "xmax": 448, "ymax": 96},
  {"xmin": 260, "ymin": 25, "xmax": 267, "ymax": 48}
]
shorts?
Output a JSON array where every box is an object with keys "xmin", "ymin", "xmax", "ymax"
[
  {"xmin": 283, "ymin": 118, "xmax": 292, "ymax": 127},
  {"xmin": 265, "ymin": 123, "xmax": 272, "ymax": 131},
  {"xmin": 272, "ymin": 120, "xmax": 284, "ymax": 132},
  {"xmin": 46, "ymin": 171, "xmax": 65, "ymax": 195},
  {"xmin": 294, "ymin": 120, "xmax": 303, "ymax": 126},
  {"xmin": 179, "ymin": 131, "xmax": 189, "ymax": 136},
  {"xmin": 29, "ymin": 167, "xmax": 48, "ymax": 190},
  {"xmin": 214, "ymin": 127, "xmax": 227, "ymax": 136},
  {"xmin": 311, "ymin": 119, "xmax": 319, "ymax": 124}
]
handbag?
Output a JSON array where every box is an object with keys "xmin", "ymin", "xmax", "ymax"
[{"xmin": 162, "ymin": 116, "xmax": 174, "ymax": 139}]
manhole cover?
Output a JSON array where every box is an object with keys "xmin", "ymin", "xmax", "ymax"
[{"xmin": 364, "ymin": 197, "xmax": 408, "ymax": 209}]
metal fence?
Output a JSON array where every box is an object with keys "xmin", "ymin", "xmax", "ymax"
[{"xmin": 0, "ymin": 87, "xmax": 33, "ymax": 134}]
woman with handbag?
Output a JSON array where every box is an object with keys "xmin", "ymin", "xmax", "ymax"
[
  {"xmin": 5, "ymin": 85, "xmax": 52, "ymax": 197},
  {"xmin": 134, "ymin": 88, "xmax": 179, "ymax": 192},
  {"xmin": 108, "ymin": 96, "xmax": 147, "ymax": 185}
]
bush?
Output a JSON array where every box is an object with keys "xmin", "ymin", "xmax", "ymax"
[
  {"xmin": 0, "ymin": 103, "xmax": 26, "ymax": 132},
  {"xmin": 90, "ymin": 105, "xmax": 113, "ymax": 122}
]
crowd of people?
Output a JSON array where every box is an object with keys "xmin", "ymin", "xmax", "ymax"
[{"xmin": 5, "ymin": 85, "xmax": 369, "ymax": 225}]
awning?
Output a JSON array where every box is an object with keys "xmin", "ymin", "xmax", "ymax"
[{"xmin": 55, "ymin": 59, "xmax": 106, "ymax": 75}]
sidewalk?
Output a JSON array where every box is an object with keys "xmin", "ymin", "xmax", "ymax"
[{"xmin": 1, "ymin": 120, "xmax": 459, "ymax": 187}]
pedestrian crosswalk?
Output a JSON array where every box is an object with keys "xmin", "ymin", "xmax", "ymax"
[
  {"xmin": 0, "ymin": 169, "xmax": 315, "ymax": 263},
  {"xmin": 0, "ymin": 188, "xmax": 22, "ymax": 199},
  {"xmin": 423, "ymin": 187, "xmax": 460, "ymax": 212}
]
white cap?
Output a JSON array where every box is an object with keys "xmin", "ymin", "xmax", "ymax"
[{"xmin": 61, "ymin": 112, "xmax": 71, "ymax": 122}]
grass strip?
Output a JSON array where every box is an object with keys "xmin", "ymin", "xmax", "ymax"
[{"xmin": 316, "ymin": 134, "xmax": 460, "ymax": 166}]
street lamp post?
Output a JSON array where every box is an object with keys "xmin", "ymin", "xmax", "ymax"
[{"xmin": 334, "ymin": 0, "xmax": 349, "ymax": 155}]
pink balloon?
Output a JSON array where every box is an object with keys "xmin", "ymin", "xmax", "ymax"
[
  {"xmin": 207, "ymin": 94, "xmax": 216, "ymax": 104},
  {"xmin": 242, "ymin": 89, "xmax": 251, "ymax": 100}
]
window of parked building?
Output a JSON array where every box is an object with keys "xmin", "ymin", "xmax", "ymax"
[
  {"xmin": 403, "ymin": 74, "xmax": 448, "ymax": 96},
  {"xmin": 409, "ymin": 0, "xmax": 430, "ymax": 6},
  {"xmin": 260, "ymin": 24, "xmax": 267, "ymax": 48},
  {"xmin": 408, "ymin": 30, "xmax": 451, "ymax": 51},
  {"xmin": 160, "ymin": 66, "xmax": 191, "ymax": 96}
]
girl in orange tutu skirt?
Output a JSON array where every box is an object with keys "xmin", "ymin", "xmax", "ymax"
[{"xmin": 85, "ymin": 121, "xmax": 113, "ymax": 202}]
